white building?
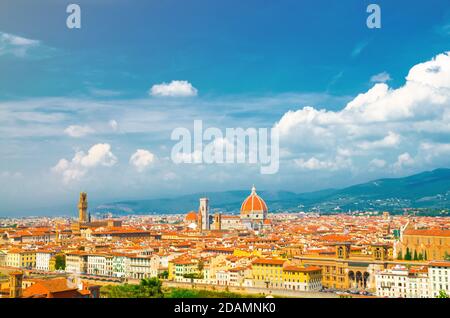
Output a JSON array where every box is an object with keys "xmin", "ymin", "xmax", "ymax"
[
  {"xmin": 127, "ymin": 255, "xmax": 153, "ymax": 279},
  {"xmin": 35, "ymin": 251, "xmax": 54, "ymax": 271},
  {"xmin": 65, "ymin": 252, "xmax": 87, "ymax": 274},
  {"xmin": 112, "ymin": 254, "xmax": 129, "ymax": 278},
  {"xmin": 87, "ymin": 254, "xmax": 113, "ymax": 277},
  {"xmin": 216, "ymin": 270, "xmax": 230, "ymax": 285},
  {"xmin": 375, "ymin": 265, "xmax": 430, "ymax": 298},
  {"xmin": 428, "ymin": 261, "xmax": 450, "ymax": 297}
]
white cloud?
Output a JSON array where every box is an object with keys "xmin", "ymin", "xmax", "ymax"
[
  {"xmin": 369, "ymin": 158, "xmax": 387, "ymax": 168},
  {"xmin": 418, "ymin": 142, "xmax": 450, "ymax": 163},
  {"xmin": 275, "ymin": 51, "xmax": 450, "ymax": 173},
  {"xmin": 52, "ymin": 143, "xmax": 117, "ymax": 183},
  {"xmin": 129, "ymin": 149, "xmax": 156, "ymax": 172},
  {"xmin": 0, "ymin": 32, "xmax": 40, "ymax": 57},
  {"xmin": 64, "ymin": 125, "xmax": 95, "ymax": 138},
  {"xmin": 393, "ymin": 152, "xmax": 415, "ymax": 170},
  {"xmin": 294, "ymin": 156, "xmax": 350, "ymax": 171},
  {"xmin": 370, "ymin": 71, "xmax": 392, "ymax": 83},
  {"xmin": 149, "ymin": 80, "xmax": 198, "ymax": 97},
  {"xmin": 357, "ymin": 131, "xmax": 400, "ymax": 150}
]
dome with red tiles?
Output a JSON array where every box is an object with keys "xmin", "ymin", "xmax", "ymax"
[
  {"xmin": 185, "ymin": 211, "xmax": 198, "ymax": 222},
  {"xmin": 240, "ymin": 185, "xmax": 268, "ymax": 217}
]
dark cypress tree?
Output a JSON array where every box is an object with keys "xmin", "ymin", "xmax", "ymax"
[
  {"xmin": 405, "ymin": 248, "xmax": 412, "ymax": 260},
  {"xmin": 413, "ymin": 250, "xmax": 418, "ymax": 261}
]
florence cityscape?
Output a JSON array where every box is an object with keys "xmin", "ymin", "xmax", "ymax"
[{"xmin": 0, "ymin": 0, "xmax": 450, "ymax": 302}]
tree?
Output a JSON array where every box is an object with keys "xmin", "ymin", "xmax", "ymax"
[
  {"xmin": 183, "ymin": 273, "xmax": 203, "ymax": 279},
  {"xmin": 101, "ymin": 278, "xmax": 163, "ymax": 298},
  {"xmin": 140, "ymin": 277, "xmax": 163, "ymax": 297},
  {"xmin": 404, "ymin": 248, "xmax": 412, "ymax": 260},
  {"xmin": 197, "ymin": 260, "xmax": 204, "ymax": 272},
  {"xmin": 445, "ymin": 252, "xmax": 450, "ymax": 261},
  {"xmin": 158, "ymin": 270, "xmax": 169, "ymax": 279},
  {"xmin": 437, "ymin": 290, "xmax": 449, "ymax": 298},
  {"xmin": 418, "ymin": 253, "xmax": 423, "ymax": 261},
  {"xmin": 397, "ymin": 252, "xmax": 403, "ymax": 260},
  {"xmin": 424, "ymin": 250, "xmax": 428, "ymax": 260},
  {"xmin": 55, "ymin": 254, "xmax": 66, "ymax": 270}
]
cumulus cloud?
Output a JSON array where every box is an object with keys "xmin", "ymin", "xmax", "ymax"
[
  {"xmin": 129, "ymin": 149, "xmax": 156, "ymax": 172},
  {"xmin": 417, "ymin": 142, "xmax": 450, "ymax": 164},
  {"xmin": 393, "ymin": 152, "xmax": 415, "ymax": 170},
  {"xmin": 52, "ymin": 143, "xmax": 117, "ymax": 183},
  {"xmin": 370, "ymin": 71, "xmax": 392, "ymax": 83},
  {"xmin": 64, "ymin": 125, "xmax": 95, "ymax": 138},
  {"xmin": 275, "ymin": 52, "xmax": 450, "ymax": 173},
  {"xmin": 357, "ymin": 131, "xmax": 400, "ymax": 150},
  {"xmin": 149, "ymin": 80, "xmax": 198, "ymax": 97}
]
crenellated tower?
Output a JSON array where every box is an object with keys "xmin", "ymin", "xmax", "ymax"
[{"xmin": 78, "ymin": 192, "xmax": 88, "ymax": 223}]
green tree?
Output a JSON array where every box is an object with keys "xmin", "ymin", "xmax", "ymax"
[
  {"xmin": 183, "ymin": 273, "xmax": 203, "ymax": 279},
  {"xmin": 413, "ymin": 250, "xmax": 418, "ymax": 261},
  {"xmin": 424, "ymin": 250, "xmax": 428, "ymax": 260},
  {"xmin": 55, "ymin": 254, "xmax": 66, "ymax": 270},
  {"xmin": 404, "ymin": 248, "xmax": 412, "ymax": 260},
  {"xmin": 158, "ymin": 270, "xmax": 169, "ymax": 279},
  {"xmin": 397, "ymin": 252, "xmax": 403, "ymax": 260},
  {"xmin": 100, "ymin": 278, "xmax": 163, "ymax": 298},
  {"xmin": 140, "ymin": 277, "xmax": 163, "ymax": 297},
  {"xmin": 437, "ymin": 290, "xmax": 449, "ymax": 298},
  {"xmin": 445, "ymin": 252, "xmax": 450, "ymax": 261}
]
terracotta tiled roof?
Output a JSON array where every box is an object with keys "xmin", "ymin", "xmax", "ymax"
[
  {"xmin": 22, "ymin": 278, "xmax": 78, "ymax": 297},
  {"xmin": 252, "ymin": 258, "xmax": 285, "ymax": 266},
  {"xmin": 429, "ymin": 261, "xmax": 450, "ymax": 267},
  {"xmin": 404, "ymin": 229, "xmax": 450, "ymax": 237}
]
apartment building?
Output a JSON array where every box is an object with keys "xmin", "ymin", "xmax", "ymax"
[{"xmin": 428, "ymin": 261, "xmax": 450, "ymax": 297}]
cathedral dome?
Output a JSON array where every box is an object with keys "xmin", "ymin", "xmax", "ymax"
[
  {"xmin": 185, "ymin": 211, "xmax": 198, "ymax": 222},
  {"xmin": 240, "ymin": 186, "xmax": 268, "ymax": 216}
]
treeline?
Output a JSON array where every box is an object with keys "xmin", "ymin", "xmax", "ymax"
[
  {"xmin": 100, "ymin": 278, "xmax": 255, "ymax": 298},
  {"xmin": 397, "ymin": 248, "xmax": 427, "ymax": 261}
]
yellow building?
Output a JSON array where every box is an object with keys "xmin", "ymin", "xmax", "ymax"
[
  {"xmin": 282, "ymin": 265, "xmax": 322, "ymax": 291},
  {"xmin": 6, "ymin": 249, "xmax": 36, "ymax": 269},
  {"xmin": 401, "ymin": 228, "xmax": 450, "ymax": 261},
  {"xmin": 252, "ymin": 258, "xmax": 285, "ymax": 288},
  {"xmin": 295, "ymin": 243, "xmax": 393, "ymax": 291},
  {"xmin": 168, "ymin": 258, "xmax": 200, "ymax": 280},
  {"xmin": 233, "ymin": 249, "xmax": 261, "ymax": 257}
]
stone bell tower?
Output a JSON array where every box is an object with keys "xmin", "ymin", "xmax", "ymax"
[
  {"xmin": 9, "ymin": 271, "xmax": 23, "ymax": 298},
  {"xmin": 78, "ymin": 192, "xmax": 88, "ymax": 223},
  {"xmin": 198, "ymin": 198, "xmax": 209, "ymax": 231}
]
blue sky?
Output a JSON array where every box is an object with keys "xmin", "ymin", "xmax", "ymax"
[{"xmin": 1, "ymin": 0, "xmax": 450, "ymax": 215}]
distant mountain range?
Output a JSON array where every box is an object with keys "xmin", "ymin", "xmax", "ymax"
[{"xmin": 94, "ymin": 168, "xmax": 450, "ymax": 215}]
